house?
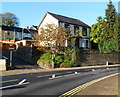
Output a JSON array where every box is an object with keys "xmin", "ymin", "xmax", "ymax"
[
  {"xmin": 30, "ymin": 25, "xmax": 38, "ymax": 31},
  {"xmin": 38, "ymin": 12, "xmax": 91, "ymax": 49},
  {"xmin": 0, "ymin": 25, "xmax": 37, "ymax": 50}
]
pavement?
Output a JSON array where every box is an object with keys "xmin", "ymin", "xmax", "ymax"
[
  {"xmin": 0, "ymin": 64, "xmax": 119, "ymax": 76},
  {"xmin": 74, "ymin": 73, "xmax": 119, "ymax": 96}
]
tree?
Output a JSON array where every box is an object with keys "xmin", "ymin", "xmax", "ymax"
[
  {"xmin": 90, "ymin": 16, "xmax": 105, "ymax": 43},
  {"xmin": 33, "ymin": 24, "xmax": 69, "ymax": 52},
  {"xmin": 100, "ymin": 0, "xmax": 118, "ymax": 51},
  {"xmin": 90, "ymin": 17, "xmax": 106, "ymax": 50},
  {"xmin": 113, "ymin": 14, "xmax": 120, "ymax": 50},
  {"xmin": 0, "ymin": 12, "xmax": 20, "ymax": 27},
  {"xmin": 90, "ymin": 0, "xmax": 119, "ymax": 51}
]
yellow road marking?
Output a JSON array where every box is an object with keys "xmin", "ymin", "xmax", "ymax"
[{"xmin": 59, "ymin": 73, "xmax": 119, "ymax": 97}]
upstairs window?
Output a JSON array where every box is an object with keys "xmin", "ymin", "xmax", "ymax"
[
  {"xmin": 74, "ymin": 26, "xmax": 79, "ymax": 35},
  {"xmin": 82, "ymin": 28, "xmax": 87, "ymax": 36},
  {"xmin": 65, "ymin": 23, "xmax": 70, "ymax": 31},
  {"xmin": 7, "ymin": 32, "xmax": 10, "ymax": 35}
]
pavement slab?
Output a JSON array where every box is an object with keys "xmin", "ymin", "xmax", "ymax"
[{"xmin": 74, "ymin": 74, "xmax": 119, "ymax": 96}]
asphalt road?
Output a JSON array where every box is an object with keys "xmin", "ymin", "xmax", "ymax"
[{"xmin": 1, "ymin": 66, "xmax": 119, "ymax": 97}]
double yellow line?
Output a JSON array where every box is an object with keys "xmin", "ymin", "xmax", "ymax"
[{"xmin": 59, "ymin": 73, "xmax": 119, "ymax": 97}]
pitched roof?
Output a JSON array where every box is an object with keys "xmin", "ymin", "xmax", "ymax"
[
  {"xmin": 30, "ymin": 25, "xmax": 38, "ymax": 30},
  {"xmin": 0, "ymin": 25, "xmax": 37, "ymax": 33},
  {"xmin": 47, "ymin": 12, "xmax": 90, "ymax": 28}
]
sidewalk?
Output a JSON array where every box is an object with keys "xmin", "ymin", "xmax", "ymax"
[
  {"xmin": 0, "ymin": 64, "xmax": 119, "ymax": 76},
  {"xmin": 74, "ymin": 73, "xmax": 119, "ymax": 96}
]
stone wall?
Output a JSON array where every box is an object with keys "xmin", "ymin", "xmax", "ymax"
[
  {"xmin": 14, "ymin": 47, "xmax": 120, "ymax": 67},
  {"xmin": 14, "ymin": 47, "xmax": 34, "ymax": 64},
  {"xmin": 79, "ymin": 51, "xmax": 120, "ymax": 66}
]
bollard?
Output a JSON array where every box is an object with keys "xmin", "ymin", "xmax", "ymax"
[
  {"xmin": 75, "ymin": 72, "xmax": 78, "ymax": 74},
  {"xmin": 52, "ymin": 74, "xmax": 55, "ymax": 78},
  {"xmin": 92, "ymin": 69, "xmax": 95, "ymax": 71},
  {"xmin": 106, "ymin": 61, "xmax": 109, "ymax": 65}
]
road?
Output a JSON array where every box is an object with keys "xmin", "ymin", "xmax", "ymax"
[{"xmin": 1, "ymin": 66, "xmax": 119, "ymax": 97}]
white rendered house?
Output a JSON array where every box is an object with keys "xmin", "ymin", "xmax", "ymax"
[{"xmin": 38, "ymin": 12, "xmax": 91, "ymax": 49}]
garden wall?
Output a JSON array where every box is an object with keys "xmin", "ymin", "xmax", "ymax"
[
  {"xmin": 14, "ymin": 47, "xmax": 34, "ymax": 64},
  {"xmin": 79, "ymin": 51, "xmax": 120, "ymax": 66}
]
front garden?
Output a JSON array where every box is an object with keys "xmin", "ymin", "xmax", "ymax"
[{"xmin": 32, "ymin": 47, "xmax": 80, "ymax": 69}]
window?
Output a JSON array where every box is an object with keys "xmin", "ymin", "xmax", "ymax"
[
  {"xmin": 7, "ymin": 32, "xmax": 10, "ymax": 35},
  {"xmin": 15, "ymin": 32, "xmax": 18, "ymax": 39},
  {"xmin": 82, "ymin": 42, "xmax": 85, "ymax": 47},
  {"xmin": 82, "ymin": 28, "xmax": 87, "ymax": 36},
  {"xmin": 65, "ymin": 23, "xmax": 70, "ymax": 31},
  {"xmin": 81, "ymin": 39, "xmax": 89, "ymax": 48},
  {"xmin": 86, "ymin": 40, "xmax": 89, "ymax": 48},
  {"xmin": 74, "ymin": 26, "xmax": 79, "ymax": 35}
]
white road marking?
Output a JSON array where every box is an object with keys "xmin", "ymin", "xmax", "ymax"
[
  {"xmin": 19, "ymin": 79, "xmax": 27, "ymax": 85},
  {"xmin": 49, "ymin": 76, "xmax": 63, "ymax": 80},
  {"xmin": 49, "ymin": 72, "xmax": 81, "ymax": 79},
  {"xmin": 92, "ymin": 69, "xmax": 95, "ymax": 71},
  {"xmin": 0, "ymin": 79, "xmax": 18, "ymax": 84},
  {"xmin": 37, "ymin": 73, "xmax": 64, "ymax": 78},
  {"xmin": 64, "ymin": 73, "xmax": 76, "ymax": 77},
  {"xmin": 0, "ymin": 82, "xmax": 30, "ymax": 90},
  {"xmin": 64, "ymin": 73, "xmax": 81, "ymax": 77}
]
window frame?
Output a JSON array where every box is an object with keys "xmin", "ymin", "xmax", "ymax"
[{"xmin": 82, "ymin": 28, "xmax": 87, "ymax": 36}]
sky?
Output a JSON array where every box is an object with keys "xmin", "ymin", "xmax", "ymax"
[{"xmin": 1, "ymin": 1, "xmax": 119, "ymax": 28}]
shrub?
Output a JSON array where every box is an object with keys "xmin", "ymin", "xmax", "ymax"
[
  {"xmin": 55, "ymin": 54, "xmax": 64, "ymax": 67},
  {"xmin": 37, "ymin": 53, "xmax": 52, "ymax": 65},
  {"xmin": 60, "ymin": 55, "xmax": 77, "ymax": 68},
  {"xmin": 36, "ymin": 53, "xmax": 64, "ymax": 68},
  {"xmin": 32, "ymin": 54, "xmax": 42, "ymax": 63},
  {"xmin": 35, "ymin": 46, "xmax": 80, "ymax": 68}
]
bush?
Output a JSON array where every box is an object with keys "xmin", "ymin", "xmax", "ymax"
[
  {"xmin": 37, "ymin": 53, "xmax": 52, "ymax": 65},
  {"xmin": 32, "ymin": 54, "xmax": 42, "ymax": 63},
  {"xmin": 36, "ymin": 53, "xmax": 64, "ymax": 68},
  {"xmin": 55, "ymin": 54, "xmax": 64, "ymax": 67},
  {"xmin": 35, "ymin": 47, "xmax": 80, "ymax": 68},
  {"xmin": 60, "ymin": 55, "xmax": 77, "ymax": 68}
]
